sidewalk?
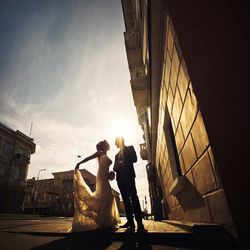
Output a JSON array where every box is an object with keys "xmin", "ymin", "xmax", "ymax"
[
  {"xmin": 0, "ymin": 217, "xmax": 194, "ymax": 234},
  {"xmin": 0, "ymin": 217, "xmax": 241, "ymax": 249}
]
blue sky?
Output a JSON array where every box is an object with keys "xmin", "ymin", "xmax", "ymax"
[{"xmin": 0, "ymin": 0, "xmax": 150, "ymax": 211}]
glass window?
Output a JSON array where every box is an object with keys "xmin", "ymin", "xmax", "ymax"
[
  {"xmin": 14, "ymin": 166, "xmax": 21, "ymax": 179},
  {"xmin": 164, "ymin": 109, "xmax": 182, "ymax": 178},
  {"xmin": 4, "ymin": 143, "xmax": 13, "ymax": 154},
  {"xmin": 2, "ymin": 139, "xmax": 13, "ymax": 154},
  {"xmin": 0, "ymin": 141, "xmax": 5, "ymax": 152},
  {"xmin": 0, "ymin": 161, "xmax": 8, "ymax": 176}
]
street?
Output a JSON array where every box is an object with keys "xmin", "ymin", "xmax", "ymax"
[
  {"xmin": 0, "ymin": 218, "xmax": 184, "ymax": 250},
  {"xmin": 0, "ymin": 218, "xmax": 186, "ymax": 250},
  {"xmin": 0, "ymin": 218, "xmax": 241, "ymax": 249}
]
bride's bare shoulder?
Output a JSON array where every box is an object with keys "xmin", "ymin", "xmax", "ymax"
[{"xmin": 97, "ymin": 152, "xmax": 106, "ymax": 161}]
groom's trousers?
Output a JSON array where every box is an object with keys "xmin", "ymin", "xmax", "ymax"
[{"xmin": 117, "ymin": 178, "xmax": 142, "ymax": 223}]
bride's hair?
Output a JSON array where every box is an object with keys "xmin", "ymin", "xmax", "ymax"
[{"xmin": 96, "ymin": 140, "xmax": 108, "ymax": 152}]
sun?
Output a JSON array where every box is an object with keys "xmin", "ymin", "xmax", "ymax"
[{"xmin": 108, "ymin": 117, "xmax": 133, "ymax": 141}]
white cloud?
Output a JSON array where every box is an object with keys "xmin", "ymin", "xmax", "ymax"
[{"xmin": 0, "ymin": 0, "xmax": 151, "ymax": 212}]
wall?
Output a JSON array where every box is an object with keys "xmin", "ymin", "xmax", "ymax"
[
  {"xmin": 155, "ymin": 10, "xmax": 234, "ymax": 233},
  {"xmin": 164, "ymin": 0, "xmax": 250, "ymax": 243}
]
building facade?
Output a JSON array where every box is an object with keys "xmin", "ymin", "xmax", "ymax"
[
  {"xmin": 0, "ymin": 122, "xmax": 36, "ymax": 213},
  {"xmin": 24, "ymin": 177, "xmax": 58, "ymax": 215},
  {"xmin": 122, "ymin": 0, "xmax": 249, "ymax": 244},
  {"xmin": 24, "ymin": 169, "xmax": 121, "ymax": 216}
]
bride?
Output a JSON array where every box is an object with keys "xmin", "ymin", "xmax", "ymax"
[{"xmin": 72, "ymin": 140, "xmax": 120, "ymax": 232}]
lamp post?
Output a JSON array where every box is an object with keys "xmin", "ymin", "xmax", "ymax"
[
  {"xmin": 75, "ymin": 155, "xmax": 81, "ymax": 168},
  {"xmin": 77, "ymin": 155, "xmax": 81, "ymax": 163},
  {"xmin": 33, "ymin": 168, "xmax": 46, "ymax": 214}
]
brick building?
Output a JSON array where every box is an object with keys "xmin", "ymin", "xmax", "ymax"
[
  {"xmin": 121, "ymin": 0, "xmax": 249, "ymax": 244},
  {"xmin": 24, "ymin": 169, "xmax": 121, "ymax": 216},
  {"xmin": 23, "ymin": 177, "xmax": 58, "ymax": 215},
  {"xmin": 0, "ymin": 122, "xmax": 36, "ymax": 213}
]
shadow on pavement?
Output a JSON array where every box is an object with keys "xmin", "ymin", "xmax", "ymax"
[
  {"xmin": 27, "ymin": 227, "xmax": 242, "ymax": 250},
  {"xmin": 116, "ymin": 228, "xmax": 152, "ymax": 249},
  {"xmin": 30, "ymin": 235, "xmax": 114, "ymax": 250}
]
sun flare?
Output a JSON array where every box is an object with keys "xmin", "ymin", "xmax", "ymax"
[{"xmin": 108, "ymin": 117, "xmax": 133, "ymax": 142}]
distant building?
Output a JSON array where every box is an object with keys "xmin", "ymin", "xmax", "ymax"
[
  {"xmin": 24, "ymin": 169, "xmax": 121, "ymax": 216},
  {"xmin": 121, "ymin": 0, "xmax": 249, "ymax": 244},
  {"xmin": 0, "ymin": 122, "xmax": 36, "ymax": 213},
  {"xmin": 52, "ymin": 170, "xmax": 96, "ymax": 216},
  {"xmin": 23, "ymin": 177, "xmax": 57, "ymax": 215}
]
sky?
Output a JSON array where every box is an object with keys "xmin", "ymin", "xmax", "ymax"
[{"xmin": 0, "ymin": 0, "xmax": 150, "ymax": 211}]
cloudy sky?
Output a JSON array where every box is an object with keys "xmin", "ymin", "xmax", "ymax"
[{"xmin": 0, "ymin": 0, "xmax": 150, "ymax": 211}]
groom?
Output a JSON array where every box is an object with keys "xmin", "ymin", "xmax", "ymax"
[{"xmin": 113, "ymin": 136, "xmax": 145, "ymax": 231}]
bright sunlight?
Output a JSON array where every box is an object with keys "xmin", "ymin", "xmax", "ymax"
[{"xmin": 108, "ymin": 117, "xmax": 133, "ymax": 142}]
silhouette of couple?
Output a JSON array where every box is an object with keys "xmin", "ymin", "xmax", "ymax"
[{"xmin": 72, "ymin": 137, "xmax": 145, "ymax": 232}]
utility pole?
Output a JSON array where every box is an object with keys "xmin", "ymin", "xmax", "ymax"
[{"xmin": 29, "ymin": 122, "xmax": 33, "ymax": 137}]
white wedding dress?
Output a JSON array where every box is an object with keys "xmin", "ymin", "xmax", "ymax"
[{"xmin": 72, "ymin": 154, "xmax": 120, "ymax": 232}]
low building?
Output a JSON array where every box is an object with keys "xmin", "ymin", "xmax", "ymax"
[
  {"xmin": 0, "ymin": 122, "xmax": 36, "ymax": 213},
  {"xmin": 52, "ymin": 170, "xmax": 96, "ymax": 216},
  {"xmin": 23, "ymin": 178, "xmax": 57, "ymax": 215},
  {"xmin": 24, "ymin": 169, "xmax": 121, "ymax": 216}
]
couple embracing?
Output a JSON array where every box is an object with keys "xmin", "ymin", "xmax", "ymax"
[{"xmin": 72, "ymin": 137, "xmax": 145, "ymax": 232}]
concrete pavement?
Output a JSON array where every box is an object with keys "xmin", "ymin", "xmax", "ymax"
[
  {"xmin": 0, "ymin": 217, "xmax": 242, "ymax": 249},
  {"xmin": 0, "ymin": 217, "xmax": 194, "ymax": 234}
]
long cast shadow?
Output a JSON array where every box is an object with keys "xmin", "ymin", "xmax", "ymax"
[
  {"xmin": 27, "ymin": 226, "xmax": 241, "ymax": 250},
  {"xmin": 116, "ymin": 228, "xmax": 152, "ymax": 249},
  {"xmin": 31, "ymin": 235, "xmax": 113, "ymax": 250}
]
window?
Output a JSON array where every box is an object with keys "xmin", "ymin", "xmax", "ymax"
[
  {"xmin": 136, "ymin": 69, "xmax": 143, "ymax": 78},
  {"xmin": 163, "ymin": 110, "xmax": 182, "ymax": 179},
  {"xmin": 14, "ymin": 165, "xmax": 22, "ymax": 179},
  {"xmin": 4, "ymin": 140, "xmax": 13, "ymax": 154},
  {"xmin": 164, "ymin": 109, "xmax": 188, "ymax": 196},
  {"xmin": 15, "ymin": 191, "xmax": 19, "ymax": 202},
  {"xmin": 0, "ymin": 141, "xmax": 5, "ymax": 152},
  {"xmin": 0, "ymin": 161, "xmax": 8, "ymax": 176}
]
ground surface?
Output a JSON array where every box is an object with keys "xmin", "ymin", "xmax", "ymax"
[{"xmin": 0, "ymin": 217, "xmax": 241, "ymax": 249}]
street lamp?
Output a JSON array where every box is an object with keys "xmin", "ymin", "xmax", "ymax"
[
  {"xmin": 33, "ymin": 168, "xmax": 46, "ymax": 214},
  {"xmin": 76, "ymin": 155, "xmax": 81, "ymax": 166},
  {"xmin": 37, "ymin": 168, "xmax": 46, "ymax": 181}
]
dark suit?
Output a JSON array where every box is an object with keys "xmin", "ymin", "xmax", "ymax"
[{"xmin": 114, "ymin": 146, "xmax": 142, "ymax": 223}]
